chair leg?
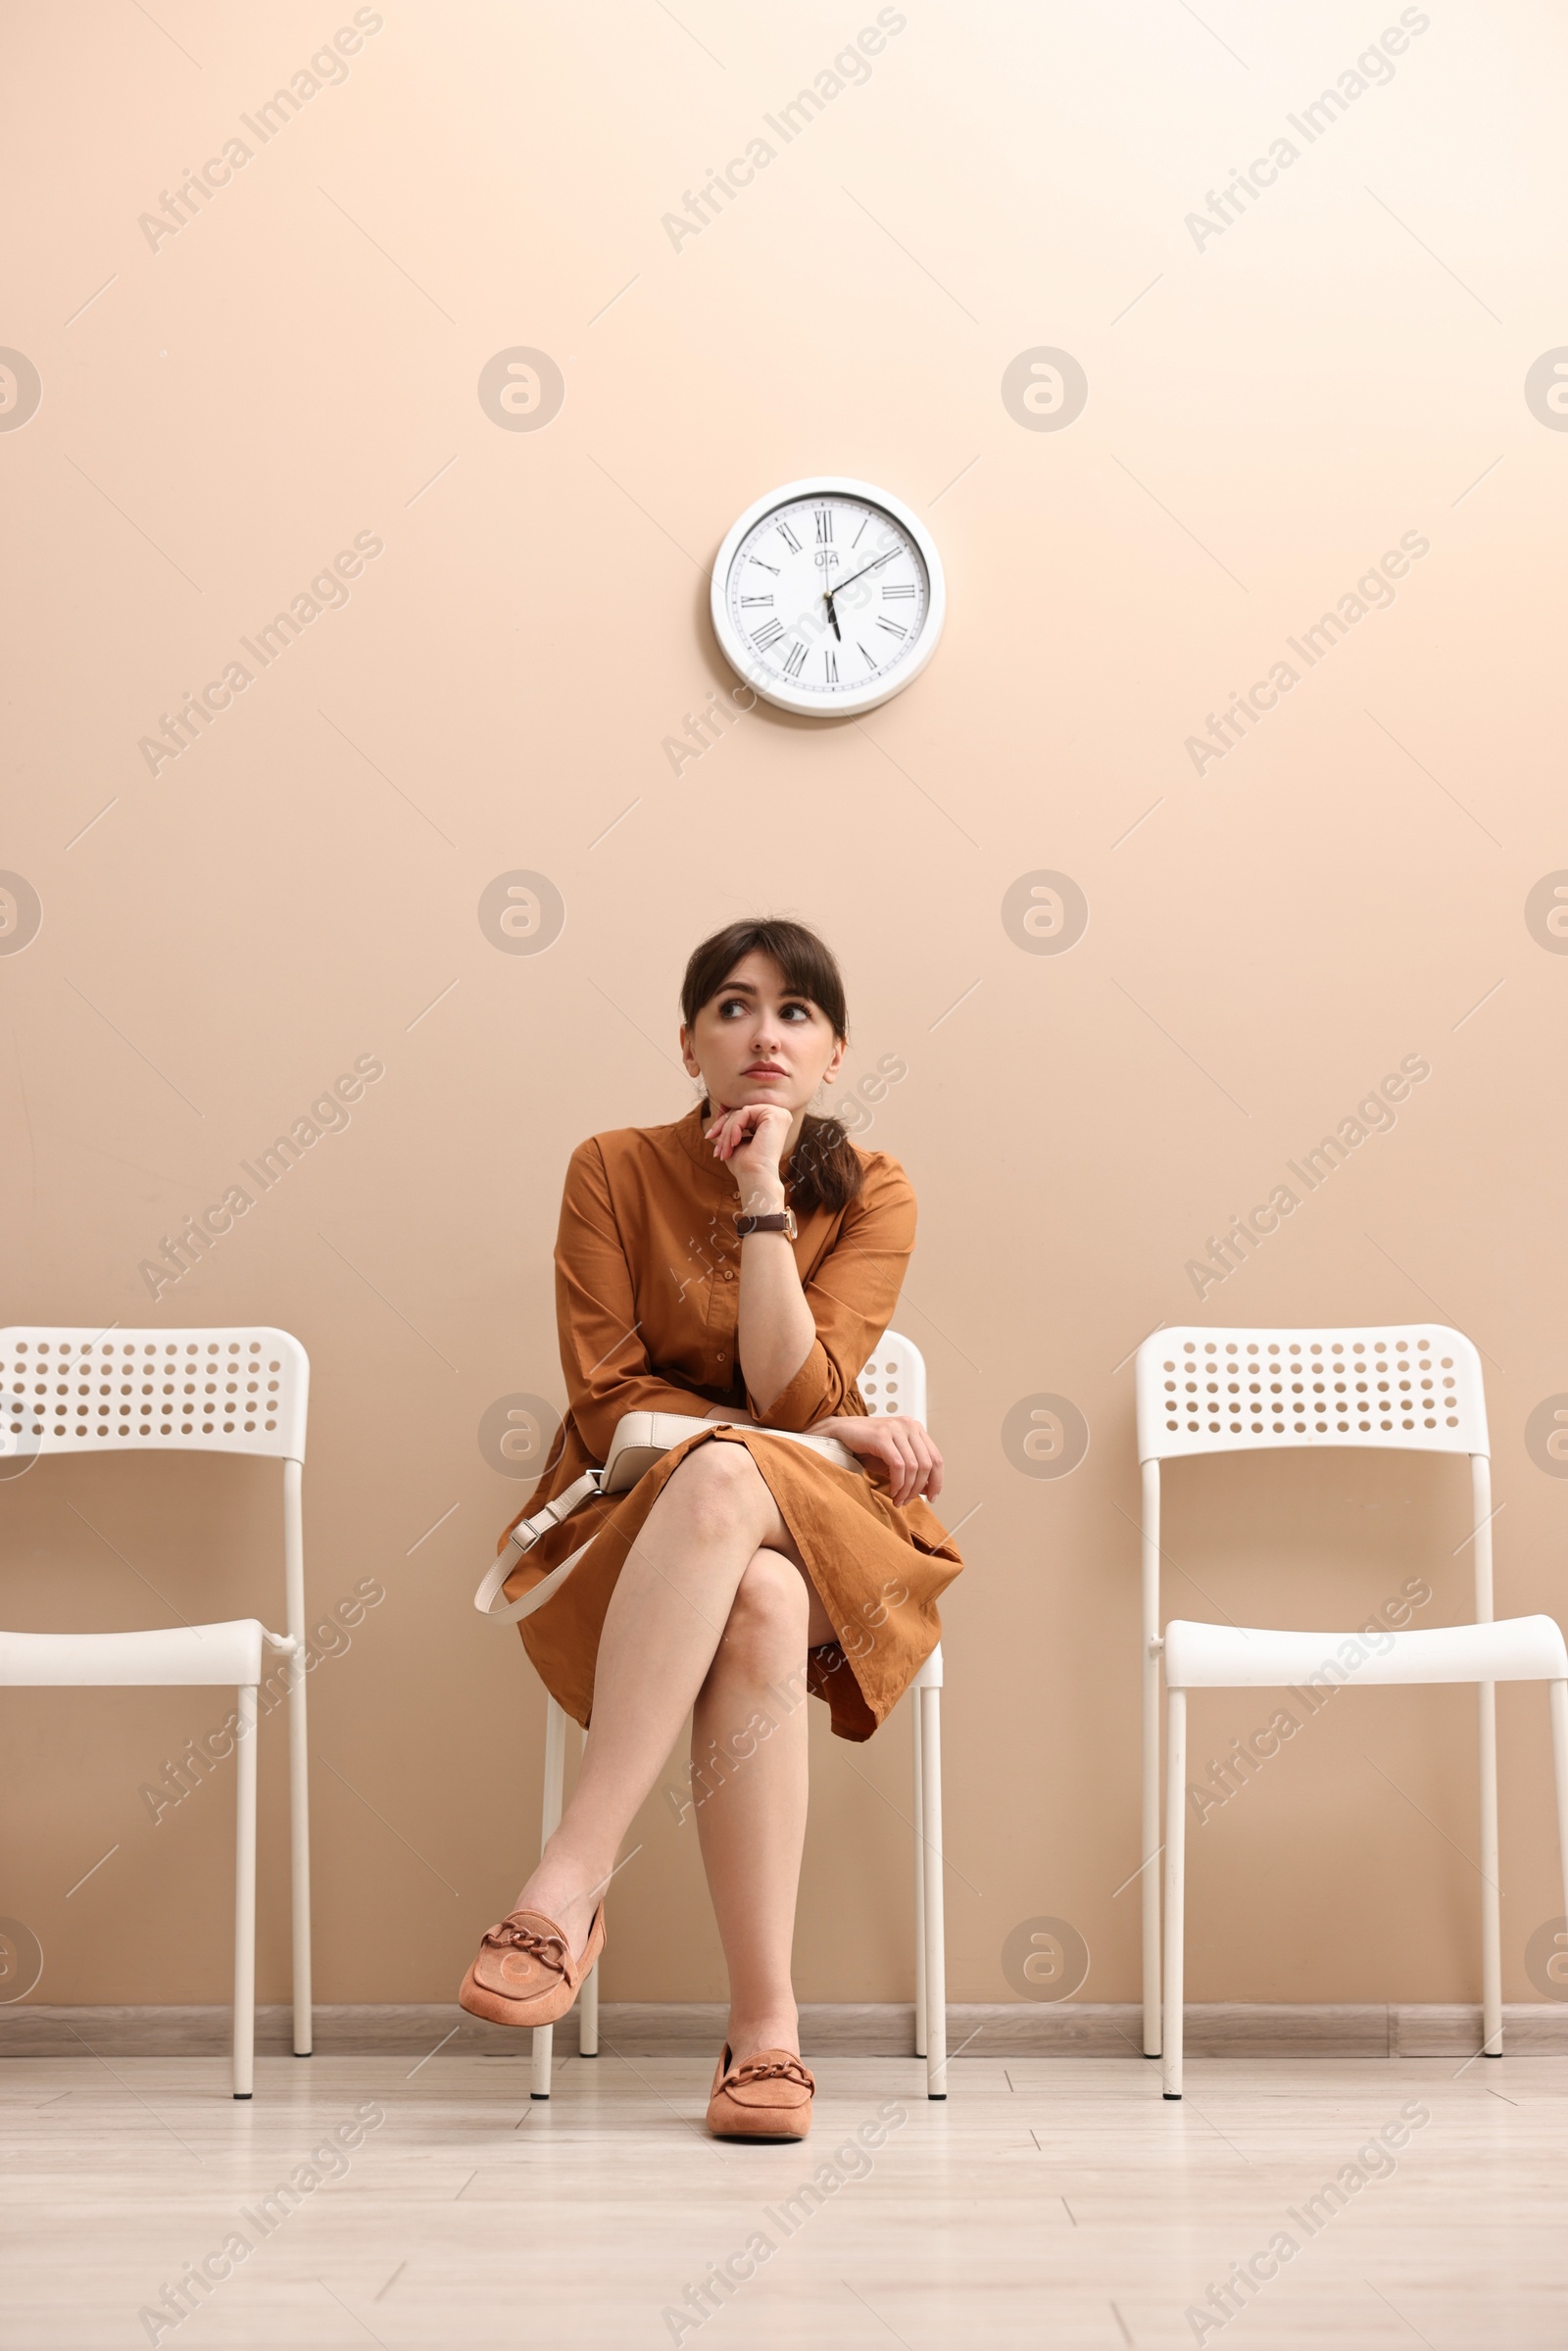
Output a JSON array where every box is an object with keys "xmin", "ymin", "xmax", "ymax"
[
  {"xmin": 577, "ymin": 1724, "xmax": 599, "ymax": 2057},
  {"xmin": 287, "ymin": 1664, "xmax": 313, "ymax": 2057},
  {"xmin": 911, "ymin": 1695, "xmax": 927, "ymax": 2060},
  {"xmin": 1162, "ymin": 1689, "xmax": 1186, "ymax": 2100},
  {"xmin": 531, "ymin": 1698, "xmax": 569, "ymax": 2099},
  {"xmin": 1549, "ymin": 1683, "xmax": 1568, "ymax": 1984},
  {"xmin": 1478, "ymin": 1680, "xmax": 1502, "ymax": 2056},
  {"xmin": 283, "ymin": 1460, "xmax": 313, "ymax": 2058},
  {"xmin": 1142, "ymin": 1633, "xmax": 1162, "ymax": 2057},
  {"xmin": 919, "ymin": 1683, "xmax": 947, "ymax": 2099},
  {"xmin": 233, "ymin": 1684, "xmax": 259, "ymax": 2099}
]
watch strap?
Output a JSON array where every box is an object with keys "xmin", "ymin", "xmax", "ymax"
[{"xmin": 736, "ymin": 1207, "xmax": 796, "ymax": 1238}]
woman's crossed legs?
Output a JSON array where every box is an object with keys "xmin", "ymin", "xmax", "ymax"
[{"xmin": 510, "ymin": 1439, "xmax": 833, "ymax": 2062}]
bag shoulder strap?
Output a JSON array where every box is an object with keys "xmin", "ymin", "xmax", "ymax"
[
  {"xmin": 473, "ymin": 1532, "xmax": 599, "ymax": 1625},
  {"xmin": 473, "ymin": 1467, "xmax": 602, "ymax": 1622}
]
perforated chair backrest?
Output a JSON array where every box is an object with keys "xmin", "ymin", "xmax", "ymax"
[
  {"xmin": 858, "ymin": 1329, "xmax": 927, "ymax": 1427},
  {"xmin": 1135, "ymin": 1323, "xmax": 1488, "ymax": 1465},
  {"xmin": 0, "ymin": 1326, "xmax": 310, "ymax": 1463}
]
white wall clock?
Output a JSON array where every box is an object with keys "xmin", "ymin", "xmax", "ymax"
[{"xmin": 710, "ymin": 476, "xmax": 945, "ymax": 717}]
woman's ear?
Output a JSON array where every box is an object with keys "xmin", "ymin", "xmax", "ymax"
[
  {"xmin": 823, "ymin": 1034, "xmax": 847, "ymax": 1087},
  {"xmin": 678, "ymin": 1023, "xmax": 703, "ymax": 1080}
]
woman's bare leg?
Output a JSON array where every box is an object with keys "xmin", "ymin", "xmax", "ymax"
[
  {"xmin": 510, "ymin": 1441, "xmax": 794, "ymax": 1959},
  {"xmin": 689, "ymin": 1546, "xmax": 836, "ymax": 2062}
]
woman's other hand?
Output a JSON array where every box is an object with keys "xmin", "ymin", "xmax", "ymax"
[{"xmin": 808, "ymin": 1413, "xmax": 943, "ymax": 1508}]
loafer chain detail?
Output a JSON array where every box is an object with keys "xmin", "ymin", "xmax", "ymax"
[{"xmin": 486, "ymin": 1916, "xmax": 567, "ymax": 1969}]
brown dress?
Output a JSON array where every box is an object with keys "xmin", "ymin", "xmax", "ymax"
[{"xmin": 496, "ymin": 1102, "xmax": 964, "ymax": 1741}]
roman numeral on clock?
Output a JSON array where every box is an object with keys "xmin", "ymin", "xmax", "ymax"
[
  {"xmin": 874, "ymin": 616, "xmax": 908, "ymax": 639},
  {"xmin": 782, "ymin": 641, "xmax": 808, "ymax": 679},
  {"xmin": 739, "ymin": 594, "xmax": 773, "ymax": 607},
  {"xmin": 751, "ymin": 618, "xmax": 785, "ymax": 650},
  {"xmin": 776, "ymin": 520, "xmax": 801, "ymax": 554},
  {"xmin": 823, "ymin": 649, "xmax": 838, "ymax": 685},
  {"xmin": 815, "ymin": 508, "xmax": 833, "ymax": 544},
  {"xmin": 882, "ymin": 582, "xmax": 916, "ymax": 599}
]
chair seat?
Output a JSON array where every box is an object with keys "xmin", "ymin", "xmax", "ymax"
[
  {"xmin": 1163, "ymin": 1612, "xmax": 1568, "ymax": 1691},
  {"xmin": 0, "ymin": 1618, "xmax": 289, "ymax": 1689}
]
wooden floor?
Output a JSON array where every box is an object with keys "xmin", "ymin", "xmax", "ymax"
[{"xmin": 2, "ymin": 2044, "xmax": 1565, "ymax": 2347}]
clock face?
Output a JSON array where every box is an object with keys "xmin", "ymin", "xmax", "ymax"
[{"xmin": 710, "ymin": 476, "xmax": 945, "ymax": 716}]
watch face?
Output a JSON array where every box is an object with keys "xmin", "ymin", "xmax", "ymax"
[{"xmin": 710, "ymin": 477, "xmax": 946, "ymax": 717}]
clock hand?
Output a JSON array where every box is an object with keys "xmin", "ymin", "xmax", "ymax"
[
  {"xmin": 823, "ymin": 585, "xmax": 842, "ymax": 641},
  {"xmin": 822, "ymin": 545, "xmax": 904, "ymax": 600}
]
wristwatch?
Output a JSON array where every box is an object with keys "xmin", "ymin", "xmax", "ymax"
[{"xmin": 736, "ymin": 1205, "xmax": 798, "ymax": 1239}]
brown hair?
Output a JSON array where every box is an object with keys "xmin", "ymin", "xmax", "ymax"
[{"xmin": 680, "ymin": 917, "xmax": 864, "ymax": 1218}]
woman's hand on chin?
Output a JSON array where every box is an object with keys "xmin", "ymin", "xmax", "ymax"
[
  {"xmin": 808, "ymin": 1413, "xmax": 943, "ymax": 1508},
  {"xmin": 704, "ymin": 1101, "xmax": 792, "ymax": 1200}
]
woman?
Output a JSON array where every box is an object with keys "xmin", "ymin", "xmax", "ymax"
[{"xmin": 459, "ymin": 916, "xmax": 964, "ymax": 2139}]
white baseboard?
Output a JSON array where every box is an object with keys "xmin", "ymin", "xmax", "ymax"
[{"xmin": 3, "ymin": 2000, "xmax": 1564, "ymax": 2059}]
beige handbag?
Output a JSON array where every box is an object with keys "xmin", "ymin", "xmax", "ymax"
[{"xmin": 472, "ymin": 1411, "xmax": 860, "ymax": 1625}]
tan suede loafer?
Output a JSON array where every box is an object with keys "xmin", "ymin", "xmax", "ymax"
[
  {"xmin": 458, "ymin": 1900, "xmax": 605, "ymax": 2029},
  {"xmin": 706, "ymin": 2044, "xmax": 815, "ymax": 2140}
]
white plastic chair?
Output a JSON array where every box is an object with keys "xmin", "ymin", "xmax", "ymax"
[
  {"xmin": 1135, "ymin": 1323, "xmax": 1568, "ymax": 2099},
  {"xmin": 0, "ymin": 1325, "xmax": 314, "ymax": 2097},
  {"xmin": 522, "ymin": 1330, "xmax": 948, "ymax": 2100}
]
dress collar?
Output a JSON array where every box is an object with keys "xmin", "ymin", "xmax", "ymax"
[{"xmin": 671, "ymin": 1099, "xmax": 728, "ymax": 1177}]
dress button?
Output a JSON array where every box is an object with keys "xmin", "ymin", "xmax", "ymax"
[
  {"xmin": 716, "ymin": 1351, "xmax": 727, "ymax": 1363},
  {"xmin": 722, "ymin": 1270, "xmax": 735, "ymax": 1282}
]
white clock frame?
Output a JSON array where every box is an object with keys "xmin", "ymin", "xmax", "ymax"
[{"xmin": 709, "ymin": 475, "xmax": 946, "ymax": 718}]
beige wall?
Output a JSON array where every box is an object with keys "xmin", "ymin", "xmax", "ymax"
[{"xmin": 4, "ymin": 1, "xmax": 1567, "ymax": 2016}]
